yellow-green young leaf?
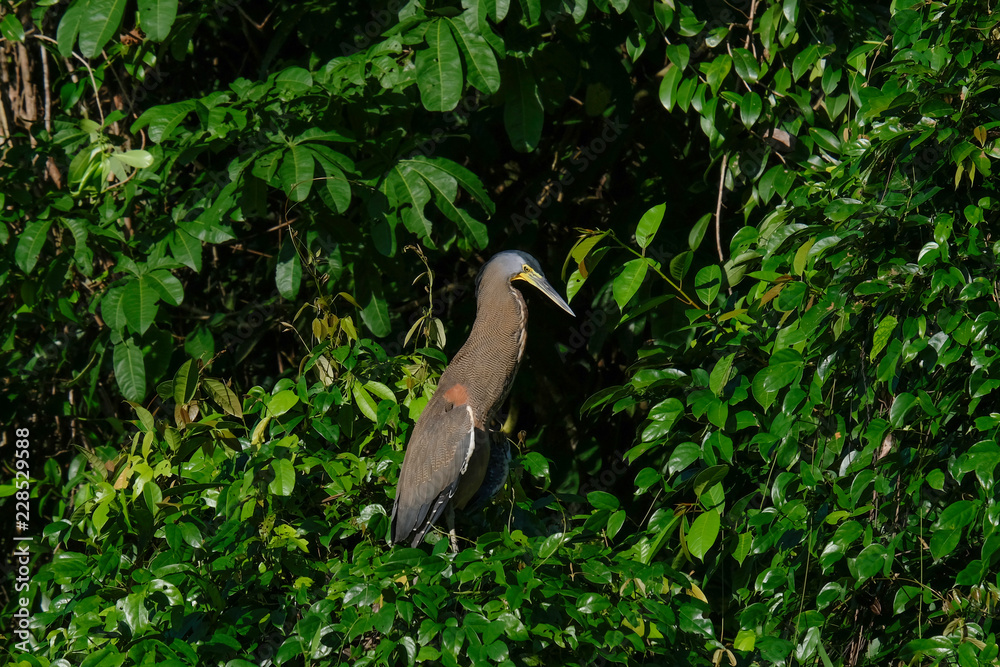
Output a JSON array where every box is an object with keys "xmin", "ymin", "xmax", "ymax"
[
  {"xmin": 268, "ymin": 390, "xmax": 299, "ymax": 417},
  {"xmin": 173, "ymin": 359, "xmax": 198, "ymax": 405},
  {"xmin": 734, "ymin": 629, "xmax": 756, "ymax": 652},
  {"xmin": 870, "ymin": 315, "xmax": 898, "ymax": 361},
  {"xmin": 635, "ymin": 203, "xmax": 665, "ymax": 249},
  {"xmin": 613, "ymin": 258, "xmax": 648, "ymax": 311},
  {"xmin": 115, "ymin": 149, "xmax": 155, "ymax": 169},
  {"xmin": 352, "ymin": 383, "xmax": 378, "ymax": 421},
  {"xmin": 709, "ymin": 352, "xmax": 736, "ymax": 395},
  {"xmin": 204, "ymin": 378, "xmax": 242, "ymax": 418},
  {"xmin": 793, "ymin": 237, "xmax": 815, "ymax": 275},
  {"xmin": 128, "ymin": 401, "xmax": 155, "ymax": 433},
  {"xmin": 365, "ymin": 381, "xmax": 397, "ymax": 403},
  {"xmin": 689, "ymin": 213, "xmax": 712, "ymax": 251},
  {"xmin": 687, "ymin": 508, "xmax": 721, "ymax": 560},
  {"xmin": 733, "ymin": 532, "xmax": 752, "ymax": 566}
]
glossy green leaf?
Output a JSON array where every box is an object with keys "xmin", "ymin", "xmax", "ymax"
[
  {"xmin": 695, "ymin": 265, "xmax": 722, "ymax": 306},
  {"xmin": 15, "ymin": 219, "xmax": 53, "ymax": 274},
  {"xmin": 122, "ymin": 278, "xmax": 159, "ymax": 335},
  {"xmin": 613, "ymin": 259, "xmax": 648, "ymax": 311},
  {"xmin": 79, "ymin": 0, "xmax": 127, "ymax": 58},
  {"xmin": 635, "ymin": 203, "xmax": 665, "ymax": 249},
  {"xmin": 137, "ymin": 0, "xmax": 178, "ymax": 41},
  {"xmin": 416, "ymin": 19, "xmax": 462, "ymax": 111},
  {"xmin": 269, "ymin": 459, "xmax": 296, "ymax": 496},
  {"xmin": 447, "ymin": 17, "xmax": 500, "ymax": 94},
  {"xmin": 114, "ymin": 340, "xmax": 146, "ymax": 402}
]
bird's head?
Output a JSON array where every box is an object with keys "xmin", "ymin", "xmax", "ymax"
[{"xmin": 477, "ymin": 250, "xmax": 575, "ymax": 316}]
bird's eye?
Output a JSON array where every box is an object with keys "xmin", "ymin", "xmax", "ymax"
[{"xmin": 523, "ymin": 265, "xmax": 530, "ymax": 272}]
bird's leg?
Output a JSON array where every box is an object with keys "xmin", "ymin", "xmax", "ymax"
[{"xmin": 446, "ymin": 503, "xmax": 458, "ymax": 553}]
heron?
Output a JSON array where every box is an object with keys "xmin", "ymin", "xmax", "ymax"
[{"xmin": 390, "ymin": 250, "xmax": 575, "ymax": 548}]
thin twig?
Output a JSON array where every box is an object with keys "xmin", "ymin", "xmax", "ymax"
[
  {"xmin": 39, "ymin": 42, "xmax": 51, "ymax": 133},
  {"xmin": 745, "ymin": 0, "xmax": 760, "ymax": 57},
  {"xmin": 715, "ymin": 153, "xmax": 728, "ymax": 264},
  {"xmin": 32, "ymin": 33, "xmax": 104, "ymax": 124}
]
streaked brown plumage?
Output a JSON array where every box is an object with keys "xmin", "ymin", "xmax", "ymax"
[{"xmin": 390, "ymin": 251, "xmax": 575, "ymax": 547}]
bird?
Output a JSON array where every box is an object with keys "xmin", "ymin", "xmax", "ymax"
[{"xmin": 390, "ymin": 250, "xmax": 575, "ymax": 548}]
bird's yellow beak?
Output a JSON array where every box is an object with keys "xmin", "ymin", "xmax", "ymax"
[{"xmin": 515, "ymin": 268, "xmax": 576, "ymax": 317}]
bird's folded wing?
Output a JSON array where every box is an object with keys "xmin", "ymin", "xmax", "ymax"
[{"xmin": 390, "ymin": 402, "xmax": 475, "ymax": 544}]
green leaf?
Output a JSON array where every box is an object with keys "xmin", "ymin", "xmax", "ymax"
[
  {"xmin": 137, "ymin": 0, "xmax": 178, "ymax": 41},
  {"xmin": 1, "ymin": 14, "xmax": 26, "ymax": 42},
  {"xmin": 314, "ymin": 154, "xmax": 352, "ymax": 214},
  {"xmin": 131, "ymin": 101, "xmax": 196, "ymax": 143},
  {"xmin": 731, "ymin": 48, "xmax": 759, "ymax": 83},
  {"xmin": 588, "ymin": 491, "xmax": 620, "ymax": 511},
  {"xmin": 279, "ymin": 144, "xmax": 315, "ymax": 202},
  {"xmin": 889, "ymin": 392, "xmax": 917, "ymax": 428},
  {"xmin": 122, "ymin": 278, "xmax": 159, "ymax": 335},
  {"xmin": 636, "ymin": 204, "xmax": 665, "ymax": 249},
  {"xmin": 352, "ymin": 383, "xmax": 379, "ymax": 421},
  {"xmin": 613, "ymin": 259, "xmax": 648, "ymax": 311},
  {"xmin": 416, "ymin": 19, "xmax": 463, "ymax": 111},
  {"xmin": 276, "ymin": 241, "xmax": 302, "ymax": 299},
  {"xmin": 751, "ymin": 349, "xmax": 803, "ymax": 411},
  {"xmin": 853, "ymin": 543, "xmax": 886, "ymax": 582},
  {"xmin": 268, "ymin": 389, "xmax": 299, "ymax": 417},
  {"xmin": 56, "ymin": 1, "xmax": 84, "ymax": 58},
  {"xmin": 101, "ymin": 286, "xmax": 128, "ymax": 334},
  {"xmin": 269, "ymin": 459, "xmax": 296, "ymax": 496},
  {"xmin": 169, "ymin": 229, "xmax": 202, "ymax": 272},
  {"xmin": 275, "ymin": 67, "xmax": 313, "ymax": 94},
  {"xmin": 144, "ymin": 270, "xmax": 184, "ymax": 306},
  {"xmin": 79, "ymin": 0, "xmax": 128, "ymax": 58},
  {"xmin": 114, "ymin": 340, "xmax": 146, "ymax": 402},
  {"xmin": 115, "ymin": 149, "xmax": 155, "ymax": 169},
  {"xmin": 537, "ymin": 532, "xmax": 564, "ymax": 558},
  {"xmin": 710, "ymin": 352, "xmax": 736, "ymax": 395},
  {"xmin": 687, "ymin": 509, "xmax": 721, "ymax": 560},
  {"xmin": 689, "ymin": 213, "xmax": 712, "ymax": 251},
  {"xmin": 447, "ymin": 17, "xmax": 500, "ymax": 94},
  {"xmin": 504, "ymin": 59, "xmax": 543, "ymax": 152},
  {"xmin": 204, "ymin": 379, "xmax": 242, "ymax": 418},
  {"xmin": 406, "ymin": 158, "xmax": 490, "ymax": 246},
  {"xmin": 411, "ymin": 156, "xmax": 494, "ymax": 213},
  {"xmin": 173, "ymin": 359, "xmax": 198, "ymax": 405},
  {"xmin": 695, "ymin": 265, "xmax": 722, "ymax": 306},
  {"xmin": 870, "ymin": 315, "xmax": 898, "ymax": 361},
  {"xmin": 15, "ymin": 219, "xmax": 53, "ymax": 274},
  {"xmin": 740, "ymin": 91, "xmax": 763, "ymax": 128},
  {"xmin": 670, "ymin": 250, "xmax": 693, "ymax": 281}
]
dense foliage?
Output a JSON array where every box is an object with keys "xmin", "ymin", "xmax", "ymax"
[{"xmin": 3, "ymin": 0, "xmax": 999, "ymax": 664}]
